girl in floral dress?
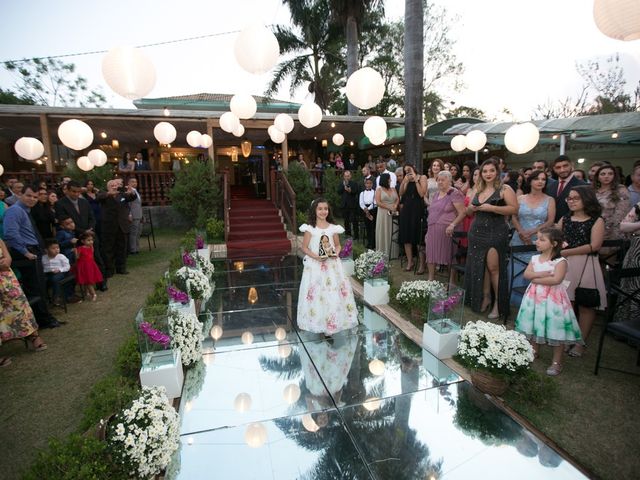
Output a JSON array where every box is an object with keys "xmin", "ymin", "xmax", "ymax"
[
  {"xmin": 515, "ymin": 227, "xmax": 583, "ymax": 376},
  {"xmin": 297, "ymin": 198, "xmax": 358, "ymax": 335}
]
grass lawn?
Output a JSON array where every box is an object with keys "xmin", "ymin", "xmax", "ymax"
[{"xmin": 0, "ymin": 229, "xmax": 185, "ymax": 480}]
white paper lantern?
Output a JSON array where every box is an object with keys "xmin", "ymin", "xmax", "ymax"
[
  {"xmin": 301, "ymin": 414, "xmax": 320, "ymax": 432},
  {"xmin": 0, "ymin": 164, "xmax": 4, "ymax": 176},
  {"xmin": 363, "ymin": 116, "xmax": 387, "ymax": 139},
  {"xmin": 345, "ymin": 67, "xmax": 385, "ymax": 110},
  {"xmin": 220, "ymin": 112, "xmax": 240, "ymax": 133},
  {"xmin": 76, "ymin": 156, "xmax": 94, "ymax": 172},
  {"xmin": 101, "ymin": 46, "xmax": 156, "ymax": 100},
  {"xmin": 244, "ymin": 422, "xmax": 267, "ymax": 448},
  {"xmin": 282, "ymin": 384, "xmax": 301, "ymax": 404},
  {"xmin": 153, "ymin": 122, "xmax": 177, "ymax": 144},
  {"xmin": 594, "ymin": 0, "xmax": 640, "ymax": 41},
  {"xmin": 368, "ymin": 359, "xmax": 385, "ymax": 376},
  {"xmin": 274, "ymin": 327, "xmax": 286, "ymax": 341},
  {"xmin": 274, "ymin": 113, "xmax": 294, "ymax": 134},
  {"xmin": 450, "ymin": 135, "xmax": 467, "ymax": 152},
  {"xmin": 58, "ymin": 119, "xmax": 93, "ymax": 150},
  {"xmin": 234, "ymin": 24, "xmax": 280, "ymax": 74},
  {"xmin": 269, "ymin": 128, "xmax": 285, "ymax": 144},
  {"xmin": 332, "ymin": 133, "xmax": 345, "ymax": 146},
  {"xmin": 200, "ymin": 134, "xmax": 213, "ymax": 148},
  {"xmin": 234, "ymin": 392, "xmax": 252, "ymax": 412},
  {"xmin": 241, "ymin": 331, "xmax": 254, "ymax": 345},
  {"xmin": 369, "ymin": 133, "xmax": 386, "ymax": 146},
  {"xmin": 87, "ymin": 149, "xmax": 108, "ymax": 167},
  {"xmin": 465, "ymin": 130, "xmax": 487, "ymax": 152},
  {"xmin": 278, "ymin": 342, "xmax": 292, "ymax": 359},
  {"xmin": 362, "ymin": 397, "xmax": 382, "ymax": 411},
  {"xmin": 210, "ymin": 325, "xmax": 223, "ymax": 340},
  {"xmin": 186, "ymin": 131, "xmax": 203, "ymax": 148},
  {"xmin": 504, "ymin": 122, "xmax": 540, "ymax": 155},
  {"xmin": 232, "ymin": 123, "xmax": 245, "ymax": 138},
  {"xmin": 15, "ymin": 137, "xmax": 44, "ymax": 160},
  {"xmin": 298, "ymin": 102, "xmax": 322, "ymax": 129},
  {"xmin": 230, "ymin": 93, "xmax": 257, "ymax": 119}
]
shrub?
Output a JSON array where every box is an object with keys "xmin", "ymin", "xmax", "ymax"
[
  {"xmin": 319, "ymin": 167, "xmax": 342, "ymax": 217},
  {"xmin": 285, "ymin": 162, "xmax": 314, "ymax": 213},
  {"xmin": 170, "ymin": 160, "xmax": 222, "ymax": 226},
  {"xmin": 115, "ymin": 334, "xmax": 143, "ymax": 381},
  {"xmin": 63, "ymin": 163, "xmax": 115, "ymax": 190},
  {"xmin": 79, "ymin": 375, "xmax": 140, "ymax": 432},
  {"xmin": 206, "ymin": 217, "xmax": 225, "ymax": 241},
  {"xmin": 145, "ymin": 276, "xmax": 169, "ymax": 307}
]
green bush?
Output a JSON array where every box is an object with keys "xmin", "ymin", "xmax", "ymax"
[
  {"xmin": 79, "ymin": 375, "xmax": 140, "ymax": 432},
  {"xmin": 170, "ymin": 160, "xmax": 222, "ymax": 227},
  {"xmin": 63, "ymin": 163, "xmax": 117, "ymax": 190},
  {"xmin": 320, "ymin": 167, "xmax": 342, "ymax": 217},
  {"xmin": 115, "ymin": 334, "xmax": 143, "ymax": 381},
  {"xmin": 296, "ymin": 210, "xmax": 307, "ymax": 229},
  {"xmin": 206, "ymin": 217, "xmax": 225, "ymax": 242},
  {"xmin": 285, "ymin": 162, "xmax": 315, "ymax": 214},
  {"xmin": 145, "ymin": 276, "xmax": 169, "ymax": 307}
]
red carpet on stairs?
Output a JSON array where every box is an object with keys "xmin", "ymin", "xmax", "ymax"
[{"xmin": 227, "ymin": 188, "xmax": 291, "ymax": 258}]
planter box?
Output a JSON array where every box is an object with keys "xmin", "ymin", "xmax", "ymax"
[
  {"xmin": 363, "ymin": 278, "xmax": 389, "ymax": 305},
  {"xmin": 422, "ymin": 348, "xmax": 458, "ymax": 382},
  {"xmin": 422, "ymin": 318, "xmax": 460, "ymax": 359},
  {"xmin": 169, "ymin": 298, "xmax": 196, "ymax": 317},
  {"xmin": 197, "ymin": 247, "xmax": 210, "ymax": 260},
  {"xmin": 341, "ymin": 258, "xmax": 354, "ymax": 276},
  {"xmin": 139, "ymin": 349, "xmax": 184, "ymax": 400}
]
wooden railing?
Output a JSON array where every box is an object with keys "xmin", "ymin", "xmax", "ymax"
[
  {"xmin": 271, "ymin": 168, "xmax": 297, "ymax": 235},
  {"xmin": 223, "ymin": 169, "xmax": 230, "ymax": 243}
]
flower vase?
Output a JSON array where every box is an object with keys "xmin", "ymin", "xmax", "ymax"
[
  {"xmin": 470, "ymin": 370, "xmax": 508, "ymax": 396},
  {"xmin": 169, "ymin": 298, "xmax": 196, "ymax": 317},
  {"xmin": 422, "ymin": 318, "xmax": 460, "ymax": 359},
  {"xmin": 341, "ymin": 258, "xmax": 354, "ymax": 276},
  {"xmin": 363, "ymin": 277, "xmax": 389, "ymax": 305}
]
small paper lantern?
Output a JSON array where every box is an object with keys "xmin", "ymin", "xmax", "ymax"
[
  {"xmin": 270, "ymin": 129, "xmax": 285, "ymax": 144},
  {"xmin": 362, "ymin": 397, "xmax": 382, "ymax": 411},
  {"xmin": 346, "ymin": 67, "xmax": 385, "ymax": 110},
  {"xmin": 210, "ymin": 325, "xmax": 223, "ymax": 340},
  {"xmin": 274, "ymin": 113, "xmax": 294, "ymax": 134},
  {"xmin": 298, "ymin": 102, "xmax": 322, "ymax": 129},
  {"xmin": 101, "ymin": 46, "xmax": 156, "ymax": 100},
  {"xmin": 363, "ymin": 116, "xmax": 387, "ymax": 139},
  {"xmin": 368, "ymin": 359, "xmax": 385, "ymax": 376},
  {"xmin": 244, "ymin": 422, "xmax": 267, "ymax": 448},
  {"xmin": 14, "ymin": 137, "xmax": 44, "ymax": 160},
  {"xmin": 153, "ymin": 122, "xmax": 177, "ymax": 144},
  {"xmin": 87, "ymin": 149, "xmax": 108, "ymax": 167},
  {"xmin": 332, "ymin": 133, "xmax": 344, "ymax": 146},
  {"xmin": 234, "ymin": 392, "xmax": 252, "ymax": 412},
  {"xmin": 283, "ymin": 384, "xmax": 301, "ymax": 404},
  {"xmin": 200, "ymin": 134, "xmax": 213, "ymax": 148},
  {"xmin": 450, "ymin": 135, "xmax": 467, "ymax": 152},
  {"xmin": 76, "ymin": 156, "xmax": 94, "ymax": 172},
  {"xmin": 301, "ymin": 414, "xmax": 320, "ymax": 432},
  {"xmin": 274, "ymin": 327, "xmax": 286, "ymax": 341},
  {"xmin": 248, "ymin": 287, "xmax": 258, "ymax": 304},
  {"xmin": 234, "ymin": 24, "xmax": 280, "ymax": 74},
  {"xmin": 186, "ymin": 131, "xmax": 203, "ymax": 148},
  {"xmin": 278, "ymin": 342, "xmax": 292, "ymax": 359},
  {"xmin": 220, "ymin": 112, "xmax": 240, "ymax": 133},
  {"xmin": 465, "ymin": 130, "xmax": 487, "ymax": 152},
  {"xmin": 594, "ymin": 0, "xmax": 640, "ymax": 41},
  {"xmin": 241, "ymin": 140, "xmax": 252, "ymax": 158},
  {"xmin": 230, "ymin": 93, "xmax": 257, "ymax": 119},
  {"xmin": 241, "ymin": 331, "xmax": 254, "ymax": 345},
  {"xmin": 504, "ymin": 122, "xmax": 540, "ymax": 155},
  {"xmin": 232, "ymin": 123, "xmax": 245, "ymax": 138},
  {"xmin": 58, "ymin": 119, "xmax": 94, "ymax": 150}
]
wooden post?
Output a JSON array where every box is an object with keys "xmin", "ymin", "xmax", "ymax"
[
  {"xmin": 282, "ymin": 134, "xmax": 289, "ymax": 171},
  {"xmin": 39, "ymin": 114, "xmax": 55, "ymax": 172},
  {"xmin": 206, "ymin": 119, "xmax": 216, "ymax": 171}
]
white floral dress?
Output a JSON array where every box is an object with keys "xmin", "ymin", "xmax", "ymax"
[{"xmin": 297, "ymin": 223, "xmax": 359, "ymax": 334}]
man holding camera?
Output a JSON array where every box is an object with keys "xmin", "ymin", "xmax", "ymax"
[
  {"xmin": 99, "ymin": 179, "xmax": 136, "ymax": 277},
  {"xmin": 338, "ymin": 170, "xmax": 360, "ymax": 239}
]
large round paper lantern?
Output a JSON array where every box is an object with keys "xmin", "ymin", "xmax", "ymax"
[
  {"xmin": 210, "ymin": 325, "xmax": 223, "ymax": 340},
  {"xmin": 368, "ymin": 359, "xmax": 385, "ymax": 376},
  {"xmin": 200, "ymin": 134, "xmax": 213, "ymax": 148},
  {"xmin": 88, "ymin": 149, "xmax": 108, "ymax": 167},
  {"xmin": 234, "ymin": 24, "xmax": 280, "ymax": 75},
  {"xmin": 101, "ymin": 46, "xmax": 156, "ymax": 100},
  {"xmin": 278, "ymin": 342, "xmax": 292, "ymax": 358},
  {"xmin": 274, "ymin": 327, "xmax": 286, "ymax": 341},
  {"xmin": 594, "ymin": 0, "xmax": 640, "ymax": 41},
  {"xmin": 450, "ymin": 135, "xmax": 467, "ymax": 152},
  {"xmin": 346, "ymin": 67, "xmax": 385, "ymax": 110},
  {"xmin": 298, "ymin": 102, "xmax": 322, "ymax": 129},
  {"xmin": 0, "ymin": 164, "xmax": 4, "ymax": 176},
  {"xmin": 241, "ymin": 331, "xmax": 254, "ymax": 345},
  {"xmin": 363, "ymin": 116, "xmax": 387, "ymax": 139},
  {"xmin": 369, "ymin": 133, "xmax": 386, "ymax": 146},
  {"xmin": 153, "ymin": 122, "xmax": 176, "ymax": 144},
  {"xmin": 274, "ymin": 113, "xmax": 294, "ymax": 134},
  {"xmin": 234, "ymin": 392, "xmax": 252, "ymax": 413},
  {"xmin": 301, "ymin": 414, "xmax": 320, "ymax": 432},
  {"xmin": 504, "ymin": 122, "xmax": 540, "ymax": 155},
  {"xmin": 282, "ymin": 384, "xmax": 301, "ymax": 404},
  {"xmin": 186, "ymin": 131, "xmax": 202, "ymax": 148},
  {"xmin": 332, "ymin": 133, "xmax": 344, "ymax": 146},
  {"xmin": 230, "ymin": 93, "xmax": 257, "ymax": 119},
  {"xmin": 269, "ymin": 127, "xmax": 285, "ymax": 144},
  {"xmin": 15, "ymin": 137, "xmax": 44, "ymax": 160},
  {"xmin": 244, "ymin": 422, "xmax": 267, "ymax": 448},
  {"xmin": 232, "ymin": 123, "xmax": 245, "ymax": 138},
  {"xmin": 465, "ymin": 130, "xmax": 487, "ymax": 152},
  {"xmin": 58, "ymin": 119, "xmax": 93, "ymax": 150},
  {"xmin": 76, "ymin": 156, "xmax": 94, "ymax": 172},
  {"xmin": 220, "ymin": 112, "xmax": 240, "ymax": 133}
]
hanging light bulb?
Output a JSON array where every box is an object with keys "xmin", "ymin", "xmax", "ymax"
[
  {"xmin": 248, "ymin": 287, "xmax": 258, "ymax": 304},
  {"xmin": 210, "ymin": 325, "xmax": 223, "ymax": 340},
  {"xmin": 234, "ymin": 261, "xmax": 245, "ymax": 272},
  {"xmin": 241, "ymin": 140, "xmax": 252, "ymax": 158}
]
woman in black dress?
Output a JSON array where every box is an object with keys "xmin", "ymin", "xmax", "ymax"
[
  {"xmin": 464, "ymin": 157, "xmax": 518, "ymax": 320},
  {"xmin": 398, "ymin": 164, "xmax": 427, "ymax": 271}
]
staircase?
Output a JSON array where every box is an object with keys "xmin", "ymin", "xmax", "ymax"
[{"xmin": 226, "ymin": 186, "xmax": 291, "ymax": 258}]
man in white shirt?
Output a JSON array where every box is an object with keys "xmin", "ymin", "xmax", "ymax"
[
  {"xmin": 375, "ymin": 159, "xmax": 397, "ymax": 189},
  {"xmin": 359, "ymin": 177, "xmax": 377, "ymax": 249}
]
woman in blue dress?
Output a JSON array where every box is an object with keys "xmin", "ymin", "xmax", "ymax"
[{"xmin": 509, "ymin": 170, "xmax": 556, "ymax": 305}]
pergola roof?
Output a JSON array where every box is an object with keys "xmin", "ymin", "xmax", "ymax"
[{"xmin": 134, "ymin": 92, "xmax": 302, "ymax": 114}]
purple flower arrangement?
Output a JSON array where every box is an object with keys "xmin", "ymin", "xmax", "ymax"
[
  {"xmin": 167, "ymin": 285, "xmax": 189, "ymax": 304},
  {"xmin": 182, "ymin": 251, "xmax": 196, "ymax": 267},
  {"xmin": 431, "ymin": 291, "xmax": 463, "ymax": 314},
  {"xmin": 338, "ymin": 239, "xmax": 353, "ymax": 259},
  {"xmin": 371, "ymin": 259, "xmax": 386, "ymax": 277},
  {"xmin": 139, "ymin": 322, "xmax": 171, "ymax": 348},
  {"xmin": 196, "ymin": 235, "xmax": 205, "ymax": 250}
]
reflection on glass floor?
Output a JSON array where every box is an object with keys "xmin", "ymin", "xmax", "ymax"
[{"xmin": 167, "ymin": 255, "xmax": 586, "ymax": 480}]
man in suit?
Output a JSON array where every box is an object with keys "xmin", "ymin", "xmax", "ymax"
[
  {"xmin": 99, "ymin": 179, "xmax": 136, "ymax": 276},
  {"xmin": 345, "ymin": 153, "xmax": 358, "ymax": 171},
  {"xmin": 127, "ymin": 177, "xmax": 143, "ymax": 254},
  {"xmin": 133, "ymin": 152, "xmax": 151, "ymax": 171},
  {"xmin": 548, "ymin": 155, "xmax": 586, "ymax": 222},
  {"xmin": 337, "ymin": 170, "xmax": 360, "ymax": 239}
]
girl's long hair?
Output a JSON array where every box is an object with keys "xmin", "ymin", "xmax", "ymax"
[
  {"xmin": 593, "ymin": 165, "xmax": 622, "ymax": 203},
  {"xmin": 538, "ymin": 226, "xmax": 564, "ymax": 260},
  {"xmin": 475, "ymin": 157, "xmax": 502, "ymax": 194},
  {"xmin": 307, "ymin": 197, "xmax": 334, "ymax": 227},
  {"xmin": 570, "ymin": 185, "xmax": 602, "ymax": 219}
]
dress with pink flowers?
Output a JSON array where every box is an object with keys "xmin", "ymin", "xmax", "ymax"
[
  {"xmin": 515, "ymin": 255, "xmax": 583, "ymax": 346},
  {"xmin": 297, "ymin": 223, "xmax": 358, "ymax": 334}
]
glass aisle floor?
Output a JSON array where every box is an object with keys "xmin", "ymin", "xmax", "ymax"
[{"xmin": 166, "ymin": 255, "xmax": 586, "ymax": 480}]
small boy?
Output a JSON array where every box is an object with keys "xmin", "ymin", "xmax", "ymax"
[
  {"xmin": 42, "ymin": 238, "xmax": 80, "ymax": 305},
  {"xmin": 56, "ymin": 216, "xmax": 78, "ymax": 264},
  {"xmin": 359, "ymin": 177, "xmax": 377, "ymax": 249}
]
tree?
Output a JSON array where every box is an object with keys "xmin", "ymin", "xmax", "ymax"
[
  {"xmin": 404, "ymin": 0, "xmax": 424, "ymax": 169},
  {"xmin": 0, "ymin": 87, "xmax": 35, "ymax": 105},
  {"xmin": 3, "ymin": 58, "xmax": 106, "ymax": 108}
]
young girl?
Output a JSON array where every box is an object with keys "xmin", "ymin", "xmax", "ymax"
[
  {"xmin": 297, "ymin": 198, "xmax": 358, "ymax": 336},
  {"xmin": 73, "ymin": 232, "xmax": 104, "ymax": 301},
  {"xmin": 515, "ymin": 227, "xmax": 583, "ymax": 376}
]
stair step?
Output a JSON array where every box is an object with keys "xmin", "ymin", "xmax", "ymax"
[
  {"xmin": 228, "ymin": 231, "xmax": 287, "ymax": 241},
  {"xmin": 229, "ymin": 214, "xmax": 282, "ymax": 222},
  {"xmin": 231, "ymin": 222, "xmax": 283, "ymax": 232}
]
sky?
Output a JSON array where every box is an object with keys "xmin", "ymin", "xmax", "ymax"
[{"xmin": 0, "ymin": 0, "xmax": 638, "ymax": 121}]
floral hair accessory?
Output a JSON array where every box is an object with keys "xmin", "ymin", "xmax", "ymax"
[
  {"xmin": 139, "ymin": 322, "xmax": 171, "ymax": 348},
  {"xmin": 182, "ymin": 250, "xmax": 196, "ymax": 267},
  {"xmin": 432, "ymin": 291, "xmax": 463, "ymax": 314},
  {"xmin": 339, "ymin": 239, "xmax": 353, "ymax": 259},
  {"xmin": 196, "ymin": 235, "xmax": 205, "ymax": 249},
  {"xmin": 167, "ymin": 285, "xmax": 189, "ymax": 304}
]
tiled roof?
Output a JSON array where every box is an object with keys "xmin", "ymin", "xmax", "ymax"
[{"xmin": 140, "ymin": 93, "xmax": 297, "ymax": 105}]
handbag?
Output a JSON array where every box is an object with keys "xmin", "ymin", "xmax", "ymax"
[{"xmin": 574, "ymin": 247, "xmax": 600, "ymax": 308}]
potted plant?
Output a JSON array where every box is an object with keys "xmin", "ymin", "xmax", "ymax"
[
  {"xmin": 423, "ymin": 285, "xmax": 465, "ymax": 359},
  {"xmin": 168, "ymin": 309, "xmax": 205, "ymax": 368},
  {"xmin": 355, "ymin": 250, "xmax": 389, "ymax": 305},
  {"xmin": 167, "ymin": 284, "xmax": 196, "ymax": 317},
  {"xmin": 456, "ymin": 321, "xmax": 534, "ymax": 396},
  {"xmin": 338, "ymin": 238, "xmax": 354, "ymax": 276},
  {"xmin": 395, "ymin": 280, "xmax": 446, "ymax": 322},
  {"xmin": 174, "ymin": 265, "xmax": 213, "ymax": 314}
]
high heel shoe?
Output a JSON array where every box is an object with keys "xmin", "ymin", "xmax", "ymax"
[
  {"xmin": 487, "ymin": 310, "xmax": 499, "ymax": 320},
  {"xmin": 480, "ymin": 295, "xmax": 491, "ymax": 313},
  {"xmin": 24, "ymin": 334, "xmax": 47, "ymax": 352}
]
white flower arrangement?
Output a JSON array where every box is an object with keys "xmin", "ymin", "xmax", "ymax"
[
  {"xmin": 396, "ymin": 280, "xmax": 447, "ymax": 309},
  {"xmin": 175, "ymin": 266, "xmax": 212, "ymax": 300},
  {"xmin": 107, "ymin": 385, "xmax": 180, "ymax": 479},
  {"xmin": 168, "ymin": 309, "xmax": 204, "ymax": 367},
  {"xmin": 190, "ymin": 250, "xmax": 215, "ymax": 279},
  {"xmin": 183, "ymin": 358, "xmax": 207, "ymax": 402},
  {"xmin": 354, "ymin": 250, "xmax": 388, "ymax": 281},
  {"xmin": 457, "ymin": 321, "xmax": 534, "ymax": 376}
]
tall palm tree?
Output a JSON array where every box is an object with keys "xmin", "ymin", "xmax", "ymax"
[{"xmin": 404, "ymin": 0, "xmax": 424, "ymax": 170}]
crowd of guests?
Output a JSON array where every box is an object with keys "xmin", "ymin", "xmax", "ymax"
[{"xmin": 0, "ymin": 172, "xmax": 146, "ymax": 367}]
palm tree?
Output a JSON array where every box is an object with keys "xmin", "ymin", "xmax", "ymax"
[
  {"xmin": 404, "ymin": 0, "xmax": 424, "ymax": 170},
  {"xmin": 265, "ymin": 0, "xmax": 344, "ymax": 111}
]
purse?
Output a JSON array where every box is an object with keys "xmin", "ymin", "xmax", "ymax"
[{"xmin": 574, "ymin": 247, "xmax": 600, "ymax": 308}]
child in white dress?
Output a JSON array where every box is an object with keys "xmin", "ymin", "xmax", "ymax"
[{"xmin": 297, "ymin": 198, "xmax": 358, "ymax": 335}]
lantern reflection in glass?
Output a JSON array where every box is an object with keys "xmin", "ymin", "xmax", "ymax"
[{"xmin": 248, "ymin": 287, "xmax": 258, "ymax": 304}]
